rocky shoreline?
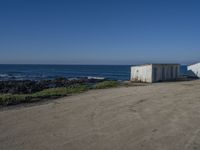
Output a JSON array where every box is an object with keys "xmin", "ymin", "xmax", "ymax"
[{"xmin": 0, "ymin": 77, "xmax": 106, "ymax": 94}]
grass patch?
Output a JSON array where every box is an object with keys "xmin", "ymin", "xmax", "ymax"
[
  {"xmin": 0, "ymin": 81, "xmax": 121, "ymax": 106},
  {"xmin": 0, "ymin": 85, "xmax": 89, "ymax": 106},
  {"xmin": 94, "ymin": 81, "xmax": 119, "ymax": 89},
  {"xmin": 31, "ymin": 85, "xmax": 89, "ymax": 98},
  {"xmin": 0, "ymin": 94, "xmax": 27, "ymax": 106}
]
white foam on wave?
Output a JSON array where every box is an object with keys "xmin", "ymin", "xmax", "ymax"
[
  {"xmin": 0, "ymin": 74, "xmax": 9, "ymax": 77},
  {"xmin": 87, "ymin": 76, "xmax": 105, "ymax": 80}
]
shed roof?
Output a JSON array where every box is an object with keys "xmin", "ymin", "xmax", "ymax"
[
  {"xmin": 188, "ymin": 62, "xmax": 200, "ymax": 66},
  {"xmin": 131, "ymin": 63, "xmax": 180, "ymax": 67}
]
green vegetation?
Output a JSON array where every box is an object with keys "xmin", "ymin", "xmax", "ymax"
[
  {"xmin": 0, "ymin": 85, "xmax": 89, "ymax": 106},
  {"xmin": 32, "ymin": 84, "xmax": 89, "ymax": 98},
  {"xmin": 0, "ymin": 81, "xmax": 122, "ymax": 106},
  {"xmin": 94, "ymin": 81, "xmax": 118, "ymax": 89}
]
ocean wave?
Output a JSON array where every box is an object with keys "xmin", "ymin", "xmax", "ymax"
[
  {"xmin": 0, "ymin": 74, "xmax": 9, "ymax": 78},
  {"xmin": 0, "ymin": 74, "xmax": 29, "ymax": 80},
  {"xmin": 87, "ymin": 76, "xmax": 105, "ymax": 80}
]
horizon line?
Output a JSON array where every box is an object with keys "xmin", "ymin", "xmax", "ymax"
[{"xmin": 0, "ymin": 63, "xmax": 190, "ymax": 66}]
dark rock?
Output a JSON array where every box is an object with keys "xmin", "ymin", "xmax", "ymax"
[{"xmin": 0, "ymin": 77, "xmax": 105, "ymax": 94}]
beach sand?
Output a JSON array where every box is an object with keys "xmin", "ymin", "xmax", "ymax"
[{"xmin": 1, "ymin": 80, "xmax": 200, "ymax": 150}]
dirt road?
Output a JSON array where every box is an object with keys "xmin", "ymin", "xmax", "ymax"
[{"xmin": 1, "ymin": 80, "xmax": 200, "ymax": 150}]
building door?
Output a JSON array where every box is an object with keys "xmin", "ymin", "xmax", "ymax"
[
  {"xmin": 175, "ymin": 67, "xmax": 178, "ymax": 78},
  {"xmin": 171, "ymin": 66, "xmax": 174, "ymax": 78},
  {"xmin": 162, "ymin": 67, "xmax": 165, "ymax": 80},
  {"xmin": 153, "ymin": 67, "xmax": 157, "ymax": 82}
]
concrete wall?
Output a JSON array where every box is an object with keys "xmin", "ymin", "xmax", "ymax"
[
  {"xmin": 131, "ymin": 65, "xmax": 152, "ymax": 82},
  {"xmin": 188, "ymin": 63, "xmax": 200, "ymax": 78},
  {"xmin": 131, "ymin": 64, "xmax": 180, "ymax": 83}
]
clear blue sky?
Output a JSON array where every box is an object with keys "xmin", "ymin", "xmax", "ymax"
[{"xmin": 0, "ymin": 0, "xmax": 199, "ymax": 65}]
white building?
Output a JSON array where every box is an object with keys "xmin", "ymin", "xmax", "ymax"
[
  {"xmin": 188, "ymin": 63, "xmax": 200, "ymax": 78},
  {"xmin": 131, "ymin": 64, "xmax": 180, "ymax": 83}
]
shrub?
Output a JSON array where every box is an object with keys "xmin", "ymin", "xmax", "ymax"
[
  {"xmin": 0, "ymin": 81, "xmax": 121, "ymax": 106},
  {"xmin": 0, "ymin": 85, "xmax": 89, "ymax": 106},
  {"xmin": 94, "ymin": 81, "xmax": 118, "ymax": 89}
]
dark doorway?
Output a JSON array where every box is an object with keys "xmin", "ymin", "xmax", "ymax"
[
  {"xmin": 171, "ymin": 67, "xmax": 173, "ymax": 78},
  {"xmin": 175, "ymin": 67, "xmax": 178, "ymax": 78},
  {"xmin": 162, "ymin": 67, "xmax": 165, "ymax": 80},
  {"xmin": 153, "ymin": 67, "xmax": 157, "ymax": 82}
]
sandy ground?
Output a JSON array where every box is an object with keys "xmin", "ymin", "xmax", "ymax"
[{"xmin": 1, "ymin": 80, "xmax": 200, "ymax": 150}]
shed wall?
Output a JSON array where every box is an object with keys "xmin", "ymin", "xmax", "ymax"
[
  {"xmin": 152, "ymin": 65, "xmax": 180, "ymax": 82},
  {"xmin": 131, "ymin": 65, "xmax": 152, "ymax": 82},
  {"xmin": 188, "ymin": 63, "xmax": 200, "ymax": 78},
  {"xmin": 131, "ymin": 64, "xmax": 180, "ymax": 83}
]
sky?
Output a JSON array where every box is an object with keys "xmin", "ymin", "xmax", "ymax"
[{"xmin": 0, "ymin": 0, "xmax": 200, "ymax": 65}]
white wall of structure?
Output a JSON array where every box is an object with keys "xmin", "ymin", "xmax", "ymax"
[
  {"xmin": 131, "ymin": 65, "xmax": 153, "ymax": 82},
  {"xmin": 131, "ymin": 64, "xmax": 180, "ymax": 83},
  {"xmin": 188, "ymin": 63, "xmax": 200, "ymax": 78}
]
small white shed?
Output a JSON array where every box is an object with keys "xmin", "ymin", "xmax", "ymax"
[
  {"xmin": 131, "ymin": 64, "xmax": 180, "ymax": 83},
  {"xmin": 188, "ymin": 63, "xmax": 200, "ymax": 78}
]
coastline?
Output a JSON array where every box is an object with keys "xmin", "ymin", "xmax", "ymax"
[
  {"xmin": 0, "ymin": 75, "xmax": 193, "ymax": 107},
  {"xmin": 0, "ymin": 78, "xmax": 122, "ymax": 106}
]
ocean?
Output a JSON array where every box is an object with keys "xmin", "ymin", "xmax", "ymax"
[{"xmin": 0, "ymin": 64, "xmax": 187, "ymax": 81}]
